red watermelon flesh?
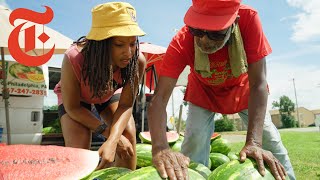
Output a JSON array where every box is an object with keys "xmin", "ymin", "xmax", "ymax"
[
  {"xmin": 211, "ymin": 132, "xmax": 221, "ymax": 141},
  {"xmin": 0, "ymin": 145, "xmax": 99, "ymax": 180},
  {"xmin": 139, "ymin": 131, "xmax": 179, "ymax": 144}
]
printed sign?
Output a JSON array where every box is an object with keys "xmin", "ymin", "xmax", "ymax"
[{"xmin": 0, "ymin": 61, "xmax": 47, "ymax": 96}]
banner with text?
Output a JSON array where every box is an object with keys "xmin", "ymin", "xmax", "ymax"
[{"xmin": 0, "ymin": 61, "xmax": 47, "ymax": 96}]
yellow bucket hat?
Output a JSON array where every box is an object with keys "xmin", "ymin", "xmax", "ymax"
[{"xmin": 86, "ymin": 2, "xmax": 146, "ymax": 41}]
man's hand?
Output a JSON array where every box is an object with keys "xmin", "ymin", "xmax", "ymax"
[
  {"xmin": 116, "ymin": 135, "xmax": 134, "ymax": 159},
  {"xmin": 152, "ymin": 148, "xmax": 190, "ymax": 180},
  {"xmin": 239, "ymin": 144, "xmax": 287, "ymax": 180}
]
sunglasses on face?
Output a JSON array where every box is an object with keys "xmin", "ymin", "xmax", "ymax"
[{"xmin": 188, "ymin": 26, "xmax": 230, "ymax": 41}]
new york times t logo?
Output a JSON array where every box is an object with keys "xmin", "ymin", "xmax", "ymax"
[{"xmin": 8, "ymin": 6, "xmax": 55, "ymax": 66}]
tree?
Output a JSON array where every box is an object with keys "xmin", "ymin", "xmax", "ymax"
[{"xmin": 272, "ymin": 95, "xmax": 297, "ymax": 128}]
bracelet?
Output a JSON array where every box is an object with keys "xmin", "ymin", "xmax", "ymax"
[{"xmin": 94, "ymin": 123, "xmax": 107, "ymax": 135}]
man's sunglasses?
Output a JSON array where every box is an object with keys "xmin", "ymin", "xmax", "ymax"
[{"xmin": 188, "ymin": 26, "xmax": 230, "ymax": 41}]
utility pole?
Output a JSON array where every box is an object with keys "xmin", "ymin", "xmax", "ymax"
[{"xmin": 292, "ymin": 78, "xmax": 300, "ymax": 127}]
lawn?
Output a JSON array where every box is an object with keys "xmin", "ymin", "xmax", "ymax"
[{"xmin": 228, "ymin": 131, "xmax": 320, "ymax": 180}]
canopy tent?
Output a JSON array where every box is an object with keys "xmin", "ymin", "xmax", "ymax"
[
  {"xmin": 0, "ymin": 5, "xmax": 73, "ymax": 144},
  {"xmin": 137, "ymin": 42, "xmax": 190, "ymax": 133}
]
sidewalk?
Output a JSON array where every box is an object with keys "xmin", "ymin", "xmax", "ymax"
[
  {"xmin": 222, "ymin": 134, "xmax": 246, "ymax": 143},
  {"xmin": 221, "ymin": 127, "xmax": 319, "ymax": 143}
]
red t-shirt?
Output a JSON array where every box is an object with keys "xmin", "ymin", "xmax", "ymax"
[{"xmin": 159, "ymin": 4, "xmax": 272, "ymax": 114}]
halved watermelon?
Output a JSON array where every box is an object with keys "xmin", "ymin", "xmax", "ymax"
[
  {"xmin": 0, "ymin": 145, "xmax": 99, "ymax": 180},
  {"xmin": 139, "ymin": 131, "xmax": 179, "ymax": 144},
  {"xmin": 211, "ymin": 132, "xmax": 221, "ymax": 142}
]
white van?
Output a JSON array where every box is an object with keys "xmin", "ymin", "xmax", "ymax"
[{"xmin": 0, "ymin": 60, "xmax": 50, "ymax": 144}]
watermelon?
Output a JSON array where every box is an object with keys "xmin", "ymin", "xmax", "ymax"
[
  {"xmin": 139, "ymin": 131, "xmax": 179, "ymax": 144},
  {"xmin": 136, "ymin": 151, "xmax": 153, "ymax": 168},
  {"xmin": 188, "ymin": 162, "xmax": 212, "ymax": 179},
  {"xmin": 171, "ymin": 138, "xmax": 184, "ymax": 152},
  {"xmin": 209, "ymin": 153, "xmax": 230, "ymax": 170},
  {"xmin": 211, "ymin": 132, "xmax": 221, "ymax": 142},
  {"xmin": 136, "ymin": 143, "xmax": 152, "ymax": 152},
  {"xmin": 208, "ymin": 158, "xmax": 290, "ymax": 180},
  {"xmin": 0, "ymin": 145, "xmax": 99, "ymax": 180},
  {"xmin": 227, "ymin": 151, "xmax": 240, "ymax": 161},
  {"xmin": 81, "ymin": 167, "xmax": 131, "ymax": 180},
  {"xmin": 118, "ymin": 166, "xmax": 206, "ymax": 180},
  {"xmin": 208, "ymin": 158, "xmax": 212, "ymax": 169},
  {"xmin": 136, "ymin": 143, "xmax": 153, "ymax": 168},
  {"xmin": 210, "ymin": 138, "xmax": 231, "ymax": 155}
]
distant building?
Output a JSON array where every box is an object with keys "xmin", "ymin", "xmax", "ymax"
[
  {"xmin": 312, "ymin": 109, "xmax": 320, "ymax": 127},
  {"xmin": 227, "ymin": 107, "xmax": 319, "ymax": 130},
  {"xmin": 226, "ymin": 114, "xmax": 246, "ymax": 131},
  {"xmin": 270, "ymin": 107, "xmax": 317, "ymax": 128}
]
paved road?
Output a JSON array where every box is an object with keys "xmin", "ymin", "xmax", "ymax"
[
  {"xmin": 222, "ymin": 127, "xmax": 319, "ymax": 143},
  {"xmin": 278, "ymin": 127, "xmax": 319, "ymax": 132}
]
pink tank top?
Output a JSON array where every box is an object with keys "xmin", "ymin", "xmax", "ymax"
[{"xmin": 54, "ymin": 45, "xmax": 123, "ymax": 105}]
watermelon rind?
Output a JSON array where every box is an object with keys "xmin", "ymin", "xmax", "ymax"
[
  {"xmin": 139, "ymin": 131, "xmax": 179, "ymax": 144},
  {"xmin": 208, "ymin": 158, "xmax": 212, "ymax": 169},
  {"xmin": 136, "ymin": 151, "xmax": 153, "ymax": 168},
  {"xmin": 208, "ymin": 158, "xmax": 290, "ymax": 180},
  {"xmin": 188, "ymin": 162, "xmax": 212, "ymax": 179},
  {"xmin": 136, "ymin": 143, "xmax": 152, "ymax": 152},
  {"xmin": 210, "ymin": 132, "xmax": 222, "ymax": 142},
  {"xmin": 81, "ymin": 167, "xmax": 131, "ymax": 180},
  {"xmin": 210, "ymin": 138, "xmax": 231, "ymax": 155},
  {"xmin": 171, "ymin": 138, "xmax": 184, "ymax": 152},
  {"xmin": 118, "ymin": 166, "xmax": 205, "ymax": 180},
  {"xmin": 227, "ymin": 151, "xmax": 240, "ymax": 161},
  {"xmin": 209, "ymin": 153, "xmax": 230, "ymax": 170},
  {"xmin": 136, "ymin": 143, "xmax": 153, "ymax": 168}
]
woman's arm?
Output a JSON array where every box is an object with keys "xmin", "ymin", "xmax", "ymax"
[
  {"xmin": 106, "ymin": 52, "xmax": 146, "ymax": 143},
  {"xmin": 61, "ymin": 55, "xmax": 104, "ymax": 131}
]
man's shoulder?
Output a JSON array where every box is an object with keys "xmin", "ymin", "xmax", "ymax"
[
  {"xmin": 169, "ymin": 26, "xmax": 194, "ymax": 52},
  {"xmin": 239, "ymin": 4, "xmax": 258, "ymax": 17}
]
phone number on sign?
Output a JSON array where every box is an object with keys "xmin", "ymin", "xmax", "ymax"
[{"xmin": 2, "ymin": 88, "xmax": 47, "ymax": 96}]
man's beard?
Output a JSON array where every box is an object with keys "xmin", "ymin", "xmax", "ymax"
[
  {"xmin": 196, "ymin": 26, "xmax": 232, "ymax": 54},
  {"xmin": 197, "ymin": 41, "xmax": 227, "ymax": 54}
]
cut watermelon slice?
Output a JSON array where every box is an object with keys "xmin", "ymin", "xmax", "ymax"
[
  {"xmin": 211, "ymin": 132, "xmax": 221, "ymax": 142},
  {"xmin": 139, "ymin": 131, "xmax": 179, "ymax": 144},
  {"xmin": 0, "ymin": 145, "xmax": 99, "ymax": 180}
]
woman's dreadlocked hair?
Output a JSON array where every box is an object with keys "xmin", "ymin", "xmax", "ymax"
[{"xmin": 74, "ymin": 36, "xmax": 139, "ymax": 99}]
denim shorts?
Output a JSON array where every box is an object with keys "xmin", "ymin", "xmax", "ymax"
[{"xmin": 58, "ymin": 93, "xmax": 121, "ymax": 118}]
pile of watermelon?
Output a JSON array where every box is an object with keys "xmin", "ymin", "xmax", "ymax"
[
  {"xmin": 1, "ymin": 132, "xmax": 288, "ymax": 179},
  {"xmin": 127, "ymin": 131, "xmax": 285, "ymax": 180}
]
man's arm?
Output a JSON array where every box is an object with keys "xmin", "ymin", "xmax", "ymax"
[
  {"xmin": 148, "ymin": 76, "xmax": 177, "ymax": 152},
  {"xmin": 246, "ymin": 57, "xmax": 267, "ymax": 150},
  {"xmin": 241, "ymin": 57, "xmax": 286, "ymax": 180},
  {"xmin": 148, "ymin": 76, "xmax": 190, "ymax": 180}
]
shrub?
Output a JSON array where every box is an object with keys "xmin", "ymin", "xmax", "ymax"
[
  {"xmin": 281, "ymin": 114, "xmax": 296, "ymax": 128},
  {"xmin": 215, "ymin": 118, "xmax": 234, "ymax": 132}
]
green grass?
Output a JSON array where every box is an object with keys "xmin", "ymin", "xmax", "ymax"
[{"xmin": 229, "ymin": 131, "xmax": 320, "ymax": 180}]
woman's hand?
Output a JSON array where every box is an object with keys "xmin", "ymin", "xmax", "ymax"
[
  {"xmin": 116, "ymin": 135, "xmax": 134, "ymax": 159},
  {"xmin": 96, "ymin": 139, "xmax": 117, "ymax": 170}
]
